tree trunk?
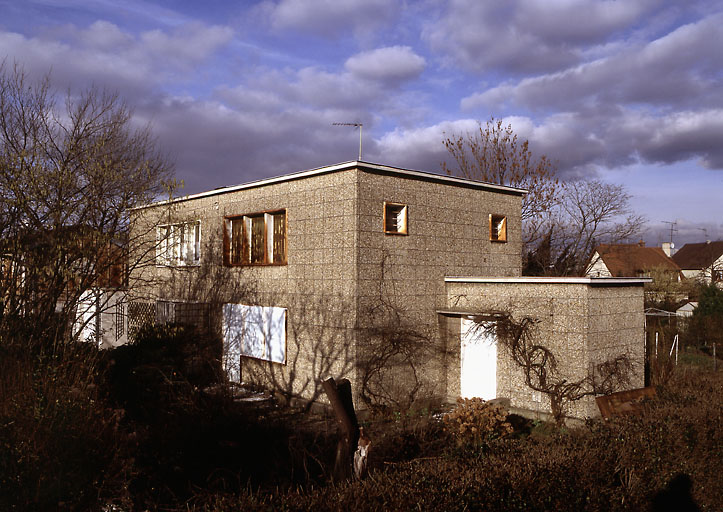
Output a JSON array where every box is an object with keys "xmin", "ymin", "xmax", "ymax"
[{"xmin": 322, "ymin": 377, "xmax": 359, "ymax": 481}]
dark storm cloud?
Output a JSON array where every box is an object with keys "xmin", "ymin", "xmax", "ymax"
[
  {"xmin": 423, "ymin": 0, "xmax": 660, "ymax": 75},
  {"xmin": 265, "ymin": 0, "xmax": 399, "ymax": 38},
  {"xmin": 464, "ymin": 12, "xmax": 723, "ymax": 111}
]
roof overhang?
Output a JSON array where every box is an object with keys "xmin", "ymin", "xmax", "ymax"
[
  {"xmin": 132, "ymin": 160, "xmax": 527, "ymax": 210},
  {"xmin": 445, "ymin": 276, "xmax": 652, "ymax": 286}
]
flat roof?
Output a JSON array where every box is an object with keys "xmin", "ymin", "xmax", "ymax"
[
  {"xmin": 445, "ymin": 276, "xmax": 652, "ymax": 285},
  {"xmin": 134, "ymin": 160, "xmax": 527, "ymax": 210}
]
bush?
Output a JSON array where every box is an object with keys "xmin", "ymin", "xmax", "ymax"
[
  {"xmin": 0, "ymin": 343, "xmax": 130, "ymax": 510},
  {"xmin": 443, "ymin": 398, "xmax": 513, "ymax": 448},
  {"xmin": 103, "ymin": 323, "xmax": 223, "ymax": 422},
  {"xmin": 187, "ymin": 368, "xmax": 723, "ymax": 512}
]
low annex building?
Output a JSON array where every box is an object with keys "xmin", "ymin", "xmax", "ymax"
[{"xmin": 130, "ymin": 161, "xmax": 647, "ymax": 420}]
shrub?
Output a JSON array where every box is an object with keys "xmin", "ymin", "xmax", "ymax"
[
  {"xmin": 443, "ymin": 398, "xmax": 513, "ymax": 448},
  {"xmin": 0, "ymin": 343, "xmax": 131, "ymax": 510}
]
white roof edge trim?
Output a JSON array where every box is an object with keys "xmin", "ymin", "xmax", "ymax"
[
  {"xmin": 132, "ymin": 160, "xmax": 527, "ymax": 210},
  {"xmin": 445, "ymin": 276, "xmax": 652, "ymax": 285}
]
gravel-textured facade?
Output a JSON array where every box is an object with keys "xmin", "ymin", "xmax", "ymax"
[{"xmin": 130, "ymin": 161, "xmax": 647, "ymax": 419}]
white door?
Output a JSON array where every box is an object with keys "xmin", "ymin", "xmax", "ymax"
[{"xmin": 460, "ymin": 317, "xmax": 497, "ymax": 400}]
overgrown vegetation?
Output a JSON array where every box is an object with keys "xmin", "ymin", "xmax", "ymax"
[
  {"xmin": 480, "ymin": 312, "xmax": 634, "ymax": 426},
  {"xmin": 0, "ymin": 62, "xmax": 175, "ymax": 350},
  {"xmin": 2, "ymin": 321, "xmax": 720, "ymax": 510},
  {"xmin": 443, "ymin": 398, "xmax": 513, "ymax": 447}
]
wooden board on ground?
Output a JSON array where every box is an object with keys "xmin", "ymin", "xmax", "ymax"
[{"xmin": 596, "ymin": 386, "xmax": 656, "ymax": 419}]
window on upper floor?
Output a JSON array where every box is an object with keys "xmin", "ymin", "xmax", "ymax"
[
  {"xmin": 489, "ymin": 214, "xmax": 507, "ymax": 242},
  {"xmin": 384, "ymin": 202, "xmax": 408, "ymax": 235},
  {"xmin": 157, "ymin": 221, "xmax": 201, "ymax": 266},
  {"xmin": 224, "ymin": 210, "xmax": 286, "ymax": 265}
]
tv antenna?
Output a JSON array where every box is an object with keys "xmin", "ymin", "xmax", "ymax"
[
  {"xmin": 332, "ymin": 122, "xmax": 363, "ymax": 161},
  {"xmin": 661, "ymin": 220, "xmax": 677, "ymax": 245}
]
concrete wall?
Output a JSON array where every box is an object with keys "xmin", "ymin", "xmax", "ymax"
[
  {"xmin": 129, "ymin": 163, "xmax": 524, "ymax": 407},
  {"xmin": 131, "ymin": 168, "xmax": 361, "ymax": 402},
  {"xmin": 444, "ymin": 278, "xmax": 646, "ymax": 419},
  {"xmin": 354, "ymin": 169, "xmax": 522, "ymax": 403}
]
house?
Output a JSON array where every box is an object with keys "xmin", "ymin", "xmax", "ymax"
[
  {"xmin": 130, "ymin": 161, "xmax": 648, "ymax": 420},
  {"xmin": 586, "ymin": 242, "xmax": 683, "ymax": 279},
  {"xmin": 0, "ymin": 228, "xmax": 129, "ymax": 348},
  {"xmin": 676, "ymin": 301, "xmax": 698, "ymax": 318},
  {"xmin": 672, "ymin": 240, "xmax": 723, "ymax": 286}
]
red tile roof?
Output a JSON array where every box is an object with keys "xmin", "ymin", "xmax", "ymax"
[
  {"xmin": 671, "ymin": 241, "xmax": 723, "ymax": 270},
  {"xmin": 593, "ymin": 244, "xmax": 682, "ymax": 277}
]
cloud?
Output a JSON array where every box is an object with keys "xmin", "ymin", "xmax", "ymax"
[
  {"xmin": 423, "ymin": 0, "xmax": 658, "ymax": 74},
  {"xmin": 267, "ymin": 0, "xmax": 398, "ymax": 38},
  {"xmin": 374, "ymin": 119, "xmax": 479, "ymax": 171},
  {"xmin": 0, "ymin": 21, "xmax": 233, "ymax": 94},
  {"xmin": 462, "ymin": 12, "xmax": 723, "ymax": 111},
  {"xmin": 639, "ymin": 110, "xmax": 723, "ymax": 169},
  {"xmin": 141, "ymin": 95, "xmax": 377, "ymax": 193},
  {"xmin": 345, "ymin": 46, "xmax": 425, "ymax": 84}
]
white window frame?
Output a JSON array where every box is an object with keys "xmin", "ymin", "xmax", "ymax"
[{"xmin": 157, "ymin": 220, "xmax": 201, "ymax": 266}]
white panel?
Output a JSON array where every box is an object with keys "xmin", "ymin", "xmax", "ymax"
[
  {"xmin": 460, "ymin": 317, "xmax": 497, "ymax": 400},
  {"xmin": 222, "ymin": 304, "xmax": 287, "ymax": 381},
  {"xmin": 222, "ymin": 303, "xmax": 244, "ymax": 382},
  {"xmin": 74, "ymin": 288, "xmax": 99, "ymax": 344},
  {"xmin": 241, "ymin": 304, "xmax": 266, "ymax": 359},
  {"xmin": 265, "ymin": 306, "xmax": 287, "ymax": 364}
]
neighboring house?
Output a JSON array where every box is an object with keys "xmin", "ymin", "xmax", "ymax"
[
  {"xmin": 0, "ymin": 228, "xmax": 128, "ymax": 348},
  {"xmin": 676, "ymin": 301, "xmax": 698, "ymax": 318},
  {"xmin": 130, "ymin": 161, "xmax": 648, "ymax": 420},
  {"xmin": 586, "ymin": 242, "xmax": 683, "ymax": 279},
  {"xmin": 672, "ymin": 241, "xmax": 723, "ymax": 286}
]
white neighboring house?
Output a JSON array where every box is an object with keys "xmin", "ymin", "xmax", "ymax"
[
  {"xmin": 676, "ymin": 301, "xmax": 698, "ymax": 318},
  {"xmin": 74, "ymin": 289, "xmax": 128, "ymax": 349},
  {"xmin": 672, "ymin": 241, "xmax": 723, "ymax": 286},
  {"xmin": 586, "ymin": 242, "xmax": 682, "ymax": 279}
]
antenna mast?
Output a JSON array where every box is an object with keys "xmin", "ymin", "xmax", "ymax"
[
  {"xmin": 662, "ymin": 220, "xmax": 677, "ymax": 245},
  {"xmin": 332, "ymin": 122, "xmax": 363, "ymax": 160}
]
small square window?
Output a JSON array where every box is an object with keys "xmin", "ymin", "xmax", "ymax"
[
  {"xmin": 489, "ymin": 214, "xmax": 507, "ymax": 242},
  {"xmin": 384, "ymin": 202, "xmax": 408, "ymax": 235}
]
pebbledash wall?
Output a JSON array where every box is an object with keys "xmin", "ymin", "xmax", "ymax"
[
  {"xmin": 441, "ymin": 277, "xmax": 647, "ymax": 419},
  {"xmin": 130, "ymin": 161, "xmax": 524, "ymax": 406}
]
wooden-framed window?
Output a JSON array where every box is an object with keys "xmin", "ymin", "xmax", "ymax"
[
  {"xmin": 489, "ymin": 214, "xmax": 507, "ymax": 242},
  {"xmin": 384, "ymin": 202, "xmax": 408, "ymax": 235},
  {"xmin": 224, "ymin": 210, "xmax": 286, "ymax": 265},
  {"xmin": 157, "ymin": 220, "xmax": 201, "ymax": 266}
]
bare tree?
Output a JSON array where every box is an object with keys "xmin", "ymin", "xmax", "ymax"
[
  {"xmin": 0, "ymin": 62, "xmax": 175, "ymax": 348},
  {"xmin": 443, "ymin": 119, "xmax": 645, "ymax": 276},
  {"xmin": 552, "ymin": 180, "xmax": 645, "ymax": 276},
  {"xmin": 443, "ymin": 118, "xmax": 560, "ymax": 249}
]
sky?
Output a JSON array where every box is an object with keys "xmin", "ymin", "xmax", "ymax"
[{"xmin": 1, "ymin": 0, "xmax": 722, "ymax": 247}]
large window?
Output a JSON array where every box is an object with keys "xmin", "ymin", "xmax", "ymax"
[
  {"xmin": 224, "ymin": 210, "xmax": 286, "ymax": 265},
  {"xmin": 384, "ymin": 202, "xmax": 408, "ymax": 235},
  {"xmin": 489, "ymin": 214, "xmax": 507, "ymax": 242},
  {"xmin": 157, "ymin": 221, "xmax": 201, "ymax": 265}
]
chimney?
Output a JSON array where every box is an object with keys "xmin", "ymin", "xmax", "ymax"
[{"xmin": 662, "ymin": 242, "xmax": 675, "ymax": 256}]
